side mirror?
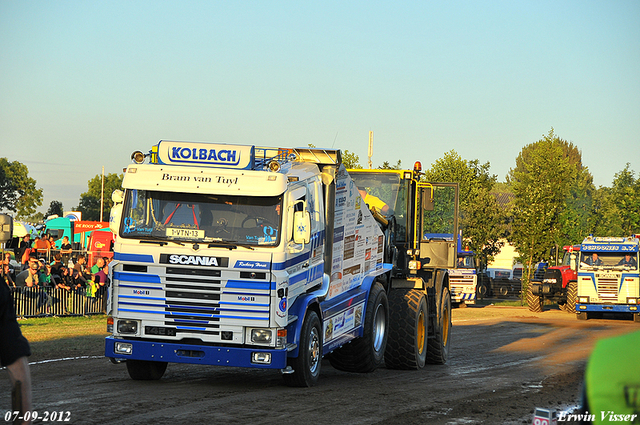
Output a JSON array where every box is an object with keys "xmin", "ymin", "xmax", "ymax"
[
  {"xmin": 0, "ymin": 214, "xmax": 13, "ymax": 244},
  {"xmin": 422, "ymin": 188, "xmax": 434, "ymax": 211},
  {"xmin": 112, "ymin": 189, "xmax": 124, "ymax": 204},
  {"xmin": 109, "ymin": 204, "xmax": 123, "ymax": 235},
  {"xmin": 293, "ymin": 211, "xmax": 311, "ymax": 244}
]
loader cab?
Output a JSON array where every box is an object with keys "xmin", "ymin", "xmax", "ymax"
[{"xmin": 348, "ymin": 168, "xmax": 459, "ymax": 274}]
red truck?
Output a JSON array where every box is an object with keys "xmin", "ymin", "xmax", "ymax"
[{"xmin": 527, "ymin": 245, "xmax": 580, "ymax": 313}]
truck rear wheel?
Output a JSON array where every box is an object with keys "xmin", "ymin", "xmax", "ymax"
[
  {"xmin": 126, "ymin": 359, "xmax": 168, "ymax": 380},
  {"xmin": 328, "ymin": 282, "xmax": 388, "ymax": 373},
  {"xmin": 283, "ymin": 310, "xmax": 322, "ymax": 387},
  {"xmin": 565, "ymin": 281, "xmax": 577, "ymax": 313},
  {"xmin": 526, "ymin": 284, "xmax": 543, "ymax": 313},
  {"xmin": 427, "ymin": 286, "xmax": 451, "ymax": 365},
  {"xmin": 385, "ymin": 289, "xmax": 428, "ymax": 370}
]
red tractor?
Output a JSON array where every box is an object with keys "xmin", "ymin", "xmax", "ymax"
[{"xmin": 527, "ymin": 245, "xmax": 580, "ymax": 313}]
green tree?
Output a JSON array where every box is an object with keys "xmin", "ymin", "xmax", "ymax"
[
  {"xmin": 76, "ymin": 173, "xmax": 123, "ymax": 221},
  {"xmin": 377, "ymin": 160, "xmax": 402, "ymax": 170},
  {"xmin": 610, "ymin": 164, "xmax": 640, "ymax": 235},
  {"xmin": 45, "ymin": 200, "xmax": 64, "ymax": 218},
  {"xmin": 422, "ymin": 150, "xmax": 505, "ymax": 268},
  {"xmin": 507, "ymin": 129, "xmax": 590, "ymax": 293},
  {"xmin": 0, "ymin": 158, "xmax": 43, "ymax": 218},
  {"xmin": 342, "ymin": 150, "xmax": 361, "ymax": 169}
]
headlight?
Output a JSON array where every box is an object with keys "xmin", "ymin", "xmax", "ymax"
[
  {"xmin": 117, "ymin": 320, "xmax": 138, "ymax": 334},
  {"xmin": 251, "ymin": 329, "xmax": 272, "ymax": 343},
  {"xmin": 578, "ymin": 297, "xmax": 589, "ymax": 303},
  {"xmin": 408, "ymin": 260, "xmax": 421, "ymax": 270},
  {"xmin": 627, "ymin": 297, "xmax": 638, "ymax": 305},
  {"xmin": 543, "ymin": 278, "xmax": 557, "ymax": 284}
]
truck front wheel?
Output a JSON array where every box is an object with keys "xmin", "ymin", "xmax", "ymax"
[
  {"xmin": 385, "ymin": 289, "xmax": 428, "ymax": 370},
  {"xmin": 328, "ymin": 282, "xmax": 389, "ymax": 373},
  {"xmin": 283, "ymin": 311, "xmax": 322, "ymax": 387},
  {"xmin": 126, "ymin": 359, "xmax": 168, "ymax": 380}
]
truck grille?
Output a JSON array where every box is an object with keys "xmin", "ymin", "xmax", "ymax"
[
  {"xmin": 596, "ymin": 278, "xmax": 619, "ymax": 300},
  {"xmin": 115, "ymin": 264, "xmax": 271, "ymax": 339}
]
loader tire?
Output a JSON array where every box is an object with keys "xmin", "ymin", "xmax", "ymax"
[
  {"xmin": 427, "ymin": 286, "xmax": 451, "ymax": 365},
  {"xmin": 385, "ymin": 289, "xmax": 428, "ymax": 370}
]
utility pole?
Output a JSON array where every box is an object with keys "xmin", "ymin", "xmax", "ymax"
[
  {"xmin": 100, "ymin": 166, "xmax": 105, "ymax": 222},
  {"xmin": 368, "ymin": 131, "xmax": 373, "ymax": 169}
]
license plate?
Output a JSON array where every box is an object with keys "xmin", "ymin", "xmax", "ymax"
[{"xmin": 166, "ymin": 228, "xmax": 204, "ymax": 238}]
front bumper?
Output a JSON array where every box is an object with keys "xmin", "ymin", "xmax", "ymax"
[
  {"xmin": 105, "ymin": 336, "xmax": 288, "ymax": 369},
  {"xmin": 575, "ymin": 303, "xmax": 638, "ymax": 313}
]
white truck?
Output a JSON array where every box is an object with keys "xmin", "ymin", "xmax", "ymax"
[
  {"xmin": 576, "ymin": 235, "xmax": 640, "ymax": 322},
  {"xmin": 105, "ymin": 141, "xmax": 391, "ymax": 386}
]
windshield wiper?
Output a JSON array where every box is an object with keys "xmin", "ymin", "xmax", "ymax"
[
  {"xmin": 207, "ymin": 242, "xmax": 255, "ymax": 250},
  {"xmin": 140, "ymin": 239, "xmax": 185, "ymax": 246}
]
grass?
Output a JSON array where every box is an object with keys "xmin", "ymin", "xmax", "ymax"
[{"xmin": 17, "ymin": 315, "xmax": 109, "ymax": 362}]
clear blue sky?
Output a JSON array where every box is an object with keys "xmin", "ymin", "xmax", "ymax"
[{"xmin": 1, "ymin": 1, "xmax": 639, "ymax": 215}]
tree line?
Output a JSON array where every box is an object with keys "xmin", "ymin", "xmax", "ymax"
[{"xmin": 2, "ymin": 129, "xmax": 639, "ymax": 289}]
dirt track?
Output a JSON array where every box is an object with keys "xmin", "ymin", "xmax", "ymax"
[{"xmin": 6, "ymin": 304, "xmax": 640, "ymax": 424}]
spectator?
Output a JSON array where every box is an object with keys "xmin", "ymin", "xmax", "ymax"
[
  {"xmin": 74, "ymin": 254, "xmax": 88, "ymax": 278},
  {"xmin": 18, "ymin": 235, "xmax": 31, "ymax": 271},
  {"xmin": 90, "ymin": 256, "xmax": 106, "ymax": 274},
  {"xmin": 94, "ymin": 262, "xmax": 110, "ymax": 313},
  {"xmin": 2, "ymin": 264, "xmax": 15, "ymax": 288},
  {"xmin": 59, "ymin": 236, "xmax": 72, "ymax": 267},
  {"xmin": 50, "ymin": 253, "xmax": 64, "ymax": 278},
  {"xmin": 34, "ymin": 235, "xmax": 50, "ymax": 261},
  {"xmin": 15, "ymin": 258, "xmax": 40, "ymax": 288}
]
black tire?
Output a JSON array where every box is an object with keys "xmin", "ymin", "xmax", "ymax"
[
  {"xmin": 565, "ymin": 281, "xmax": 577, "ymax": 313},
  {"xmin": 577, "ymin": 311, "xmax": 589, "ymax": 320},
  {"xmin": 526, "ymin": 284, "xmax": 543, "ymax": 313},
  {"xmin": 385, "ymin": 289, "xmax": 428, "ymax": 370},
  {"xmin": 283, "ymin": 310, "xmax": 322, "ymax": 387},
  {"xmin": 499, "ymin": 286, "xmax": 509, "ymax": 297},
  {"xmin": 477, "ymin": 283, "xmax": 487, "ymax": 299},
  {"xmin": 329, "ymin": 282, "xmax": 389, "ymax": 373},
  {"xmin": 126, "ymin": 359, "xmax": 168, "ymax": 380},
  {"xmin": 427, "ymin": 286, "xmax": 452, "ymax": 365}
]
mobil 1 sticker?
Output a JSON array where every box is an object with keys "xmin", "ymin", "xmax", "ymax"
[{"xmin": 160, "ymin": 254, "xmax": 229, "ymax": 267}]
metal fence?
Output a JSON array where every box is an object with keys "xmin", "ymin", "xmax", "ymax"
[{"xmin": 10, "ymin": 287, "xmax": 107, "ymax": 318}]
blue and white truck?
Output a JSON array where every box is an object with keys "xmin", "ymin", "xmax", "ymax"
[
  {"xmin": 105, "ymin": 141, "xmax": 391, "ymax": 386},
  {"xmin": 576, "ymin": 235, "xmax": 640, "ymax": 322},
  {"xmin": 423, "ymin": 233, "xmax": 476, "ymax": 306}
]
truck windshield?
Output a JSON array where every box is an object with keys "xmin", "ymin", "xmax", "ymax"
[
  {"xmin": 457, "ymin": 255, "xmax": 474, "ymax": 268},
  {"xmin": 119, "ymin": 189, "xmax": 283, "ymax": 246},
  {"xmin": 580, "ymin": 252, "xmax": 638, "ymax": 269}
]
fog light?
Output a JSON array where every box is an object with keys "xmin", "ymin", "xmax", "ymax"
[
  {"xmin": 117, "ymin": 320, "xmax": 138, "ymax": 334},
  {"xmin": 631, "ymin": 306, "xmax": 638, "ymax": 311},
  {"xmin": 578, "ymin": 297, "xmax": 589, "ymax": 304},
  {"xmin": 579, "ymin": 305, "xmax": 587, "ymax": 310},
  {"xmin": 252, "ymin": 352, "xmax": 272, "ymax": 364},
  {"xmin": 115, "ymin": 342, "xmax": 133, "ymax": 355},
  {"xmin": 251, "ymin": 329, "xmax": 272, "ymax": 343}
]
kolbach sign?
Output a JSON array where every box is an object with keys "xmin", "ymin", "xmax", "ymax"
[{"xmin": 156, "ymin": 140, "xmax": 255, "ymax": 170}]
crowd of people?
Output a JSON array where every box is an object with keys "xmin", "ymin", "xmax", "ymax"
[{"xmin": 2, "ymin": 233, "xmax": 112, "ymax": 317}]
